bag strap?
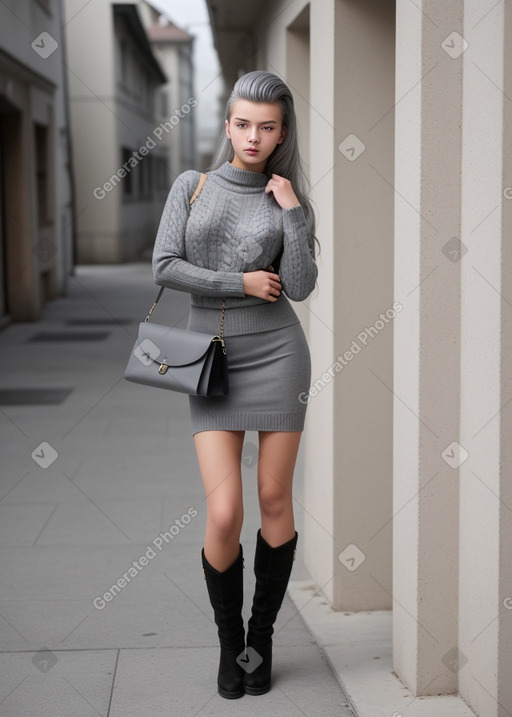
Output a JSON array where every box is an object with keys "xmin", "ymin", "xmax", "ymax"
[
  {"xmin": 189, "ymin": 172, "xmax": 207, "ymax": 205},
  {"xmin": 145, "ymin": 173, "xmax": 209, "ymax": 323}
]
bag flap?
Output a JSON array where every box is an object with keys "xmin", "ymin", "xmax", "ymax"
[{"xmin": 135, "ymin": 322, "xmax": 217, "ymax": 367}]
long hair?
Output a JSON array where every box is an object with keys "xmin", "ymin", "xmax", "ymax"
[{"xmin": 209, "ymin": 71, "xmax": 318, "ymax": 256}]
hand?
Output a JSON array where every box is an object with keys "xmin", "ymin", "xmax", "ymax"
[
  {"xmin": 243, "ymin": 270, "xmax": 282, "ymax": 302},
  {"xmin": 265, "ymin": 173, "xmax": 300, "ymax": 210}
]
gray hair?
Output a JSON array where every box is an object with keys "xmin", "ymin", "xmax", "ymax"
[{"xmin": 209, "ymin": 71, "xmax": 318, "ymax": 256}]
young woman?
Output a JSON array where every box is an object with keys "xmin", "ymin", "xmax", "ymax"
[{"xmin": 152, "ymin": 70, "xmax": 318, "ymax": 699}]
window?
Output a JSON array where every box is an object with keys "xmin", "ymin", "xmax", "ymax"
[
  {"xmin": 155, "ymin": 157, "xmax": 169, "ymax": 191},
  {"xmin": 121, "ymin": 147, "xmax": 133, "ymax": 197},
  {"xmin": 120, "ymin": 40, "xmax": 128, "ymax": 87},
  {"xmin": 34, "ymin": 123, "xmax": 49, "ymax": 226},
  {"xmin": 160, "ymin": 89, "xmax": 168, "ymax": 117}
]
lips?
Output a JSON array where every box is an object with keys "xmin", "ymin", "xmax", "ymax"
[{"xmin": 245, "ymin": 148, "xmax": 259, "ymax": 154}]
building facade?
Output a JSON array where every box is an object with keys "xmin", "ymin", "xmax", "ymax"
[
  {"xmin": 0, "ymin": 0, "xmax": 74, "ymax": 322},
  {"xmin": 139, "ymin": 2, "xmax": 197, "ymax": 179},
  {"xmin": 206, "ymin": 1, "xmax": 512, "ymax": 716},
  {"xmin": 62, "ymin": 0, "xmax": 169, "ymax": 263}
]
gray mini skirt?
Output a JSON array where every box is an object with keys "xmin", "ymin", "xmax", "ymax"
[{"xmin": 188, "ymin": 321, "xmax": 311, "ymax": 435}]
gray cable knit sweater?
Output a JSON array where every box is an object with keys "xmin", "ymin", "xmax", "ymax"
[{"xmin": 152, "ymin": 161, "xmax": 317, "ymax": 336}]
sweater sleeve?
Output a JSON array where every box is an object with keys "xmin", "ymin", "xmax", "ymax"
[
  {"xmin": 152, "ymin": 172, "xmax": 246, "ymax": 297},
  {"xmin": 277, "ymin": 205, "xmax": 318, "ymax": 301}
]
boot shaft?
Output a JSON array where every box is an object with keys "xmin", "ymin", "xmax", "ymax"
[
  {"xmin": 247, "ymin": 530, "xmax": 298, "ymax": 646},
  {"xmin": 201, "ymin": 545, "xmax": 245, "ymax": 649}
]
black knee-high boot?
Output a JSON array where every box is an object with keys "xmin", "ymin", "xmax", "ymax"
[
  {"xmin": 243, "ymin": 529, "xmax": 298, "ymax": 695},
  {"xmin": 201, "ymin": 545, "xmax": 246, "ymax": 699}
]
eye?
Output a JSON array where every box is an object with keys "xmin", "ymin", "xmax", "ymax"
[
  {"xmin": 262, "ymin": 126, "xmax": 274, "ymax": 131},
  {"xmin": 236, "ymin": 123, "xmax": 247, "ymax": 129}
]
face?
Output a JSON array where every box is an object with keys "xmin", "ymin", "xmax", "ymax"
[{"xmin": 225, "ymin": 99, "xmax": 287, "ymax": 172}]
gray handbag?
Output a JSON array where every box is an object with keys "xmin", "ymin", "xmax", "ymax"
[
  {"xmin": 124, "ymin": 289, "xmax": 228, "ymax": 396},
  {"xmin": 124, "ymin": 173, "xmax": 229, "ymax": 397}
]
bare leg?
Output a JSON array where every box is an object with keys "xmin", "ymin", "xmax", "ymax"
[
  {"xmin": 256, "ymin": 431, "xmax": 302, "ymax": 546},
  {"xmin": 194, "ymin": 429, "xmax": 245, "ymax": 572}
]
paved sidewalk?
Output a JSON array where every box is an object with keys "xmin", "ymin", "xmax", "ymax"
[{"xmin": 0, "ymin": 263, "xmax": 355, "ymax": 717}]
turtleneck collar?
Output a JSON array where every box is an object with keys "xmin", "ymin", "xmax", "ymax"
[{"xmin": 211, "ymin": 161, "xmax": 269, "ymax": 188}]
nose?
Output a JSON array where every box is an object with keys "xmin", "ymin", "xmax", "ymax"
[{"xmin": 248, "ymin": 127, "xmax": 259, "ymax": 143}]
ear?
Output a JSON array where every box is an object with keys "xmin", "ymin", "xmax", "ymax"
[
  {"xmin": 225, "ymin": 119, "xmax": 231, "ymax": 140},
  {"xmin": 277, "ymin": 124, "xmax": 287, "ymax": 145}
]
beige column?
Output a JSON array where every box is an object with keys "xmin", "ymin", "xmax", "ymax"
[
  {"xmin": 458, "ymin": 2, "xmax": 512, "ymax": 715},
  {"xmin": 305, "ymin": 0, "xmax": 396, "ymax": 610},
  {"xmin": 393, "ymin": 0, "xmax": 463, "ymax": 696},
  {"xmin": 303, "ymin": 0, "xmax": 336, "ymax": 603}
]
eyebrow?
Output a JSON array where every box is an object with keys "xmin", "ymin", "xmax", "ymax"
[{"xmin": 233, "ymin": 117, "xmax": 278, "ymax": 124}]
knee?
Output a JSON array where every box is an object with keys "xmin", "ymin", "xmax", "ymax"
[
  {"xmin": 207, "ymin": 503, "xmax": 242, "ymax": 541},
  {"xmin": 258, "ymin": 482, "xmax": 290, "ymax": 519}
]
